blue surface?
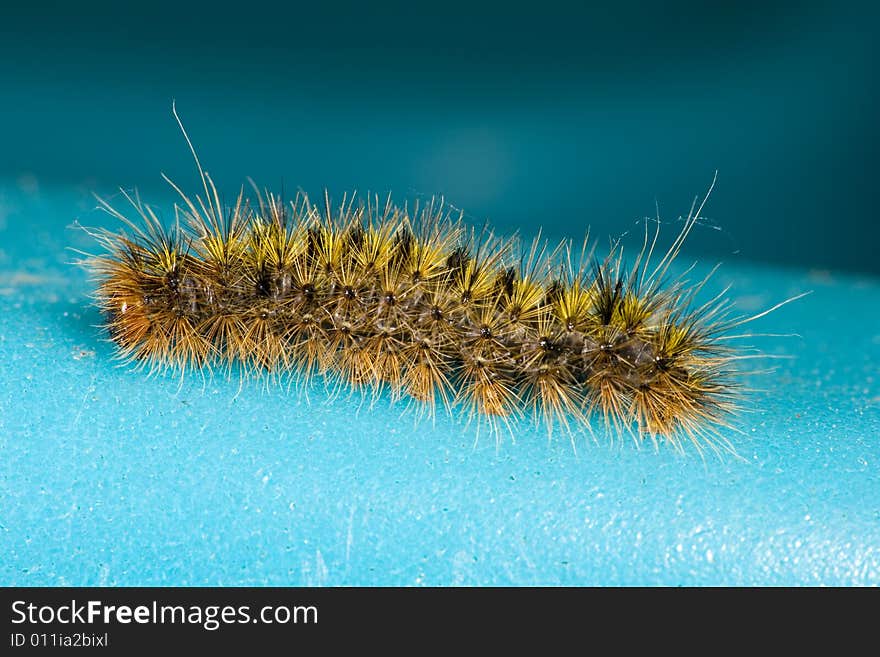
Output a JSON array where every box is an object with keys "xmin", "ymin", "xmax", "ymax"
[{"xmin": 1, "ymin": 181, "xmax": 878, "ymax": 586}]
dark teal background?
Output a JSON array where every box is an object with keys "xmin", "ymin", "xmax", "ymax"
[{"xmin": 1, "ymin": 0, "xmax": 877, "ymax": 273}]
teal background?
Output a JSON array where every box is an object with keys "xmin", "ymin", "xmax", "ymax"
[
  {"xmin": 0, "ymin": 1, "xmax": 878, "ymax": 585},
  {"xmin": 0, "ymin": 0, "xmax": 877, "ymax": 273}
]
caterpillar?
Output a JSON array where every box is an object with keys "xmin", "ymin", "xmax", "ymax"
[{"xmin": 83, "ymin": 108, "xmax": 800, "ymax": 454}]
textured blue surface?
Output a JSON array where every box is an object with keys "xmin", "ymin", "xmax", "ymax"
[{"xmin": 1, "ymin": 181, "xmax": 878, "ymax": 586}]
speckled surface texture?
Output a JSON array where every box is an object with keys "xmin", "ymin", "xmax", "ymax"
[{"xmin": 1, "ymin": 183, "xmax": 878, "ymax": 586}]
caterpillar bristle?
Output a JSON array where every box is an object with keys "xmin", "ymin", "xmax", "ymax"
[{"xmin": 79, "ymin": 113, "xmax": 806, "ymax": 456}]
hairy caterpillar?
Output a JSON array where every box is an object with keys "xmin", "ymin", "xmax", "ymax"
[{"xmin": 83, "ymin": 108, "xmax": 800, "ymax": 454}]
